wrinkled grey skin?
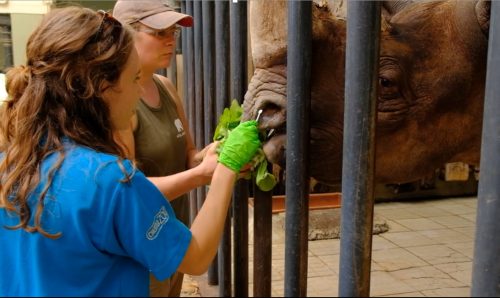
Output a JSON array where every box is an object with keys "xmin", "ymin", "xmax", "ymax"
[{"xmin": 242, "ymin": 0, "xmax": 488, "ymax": 186}]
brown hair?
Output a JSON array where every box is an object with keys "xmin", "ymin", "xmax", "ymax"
[{"xmin": 0, "ymin": 7, "xmax": 134, "ymax": 238}]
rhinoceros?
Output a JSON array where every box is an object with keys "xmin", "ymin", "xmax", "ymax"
[{"xmin": 242, "ymin": 0, "xmax": 489, "ymax": 186}]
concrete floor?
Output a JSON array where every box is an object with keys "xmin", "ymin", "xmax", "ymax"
[{"xmin": 183, "ymin": 196, "xmax": 478, "ymax": 297}]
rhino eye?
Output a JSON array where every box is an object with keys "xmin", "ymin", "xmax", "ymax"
[
  {"xmin": 378, "ymin": 76, "xmax": 400, "ymax": 100},
  {"xmin": 379, "ymin": 77, "xmax": 394, "ymax": 88}
]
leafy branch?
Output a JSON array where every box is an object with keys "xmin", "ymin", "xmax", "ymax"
[{"xmin": 213, "ymin": 100, "xmax": 277, "ymax": 192}]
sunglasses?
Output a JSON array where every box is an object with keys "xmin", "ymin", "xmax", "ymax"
[
  {"xmin": 96, "ymin": 10, "xmax": 122, "ymax": 35},
  {"xmin": 137, "ymin": 25, "xmax": 181, "ymax": 39},
  {"xmin": 78, "ymin": 10, "xmax": 124, "ymax": 58}
]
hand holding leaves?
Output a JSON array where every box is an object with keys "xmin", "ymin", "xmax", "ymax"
[
  {"xmin": 218, "ymin": 121, "xmax": 261, "ymax": 172},
  {"xmin": 214, "ymin": 100, "xmax": 277, "ymax": 191}
]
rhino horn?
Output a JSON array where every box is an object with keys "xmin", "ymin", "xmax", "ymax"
[{"xmin": 475, "ymin": 0, "xmax": 490, "ymax": 36}]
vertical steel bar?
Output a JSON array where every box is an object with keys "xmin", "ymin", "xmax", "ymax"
[
  {"xmin": 202, "ymin": 0, "xmax": 214, "ymax": 151},
  {"xmin": 183, "ymin": 0, "xmax": 198, "ymax": 224},
  {"xmin": 202, "ymin": 0, "xmax": 218, "ymax": 286},
  {"xmin": 185, "ymin": 0, "xmax": 195, "ymax": 142},
  {"xmin": 193, "ymin": 0, "xmax": 205, "ymax": 212},
  {"xmin": 180, "ymin": 0, "xmax": 187, "ymax": 104},
  {"xmin": 284, "ymin": 1, "xmax": 312, "ymax": 297},
  {"xmin": 230, "ymin": 0, "xmax": 249, "ymax": 296},
  {"xmin": 202, "ymin": 1, "xmax": 215, "ymax": 151},
  {"xmin": 215, "ymin": 0, "xmax": 230, "ymax": 117},
  {"xmin": 253, "ymin": 174, "xmax": 273, "ymax": 296},
  {"xmin": 215, "ymin": 0, "xmax": 232, "ymax": 296},
  {"xmin": 338, "ymin": 2, "xmax": 381, "ymax": 297},
  {"xmin": 232, "ymin": 181, "xmax": 248, "ymax": 297},
  {"xmin": 471, "ymin": 1, "xmax": 500, "ymax": 296}
]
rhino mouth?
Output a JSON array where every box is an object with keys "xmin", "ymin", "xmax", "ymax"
[
  {"xmin": 258, "ymin": 112, "xmax": 287, "ymax": 166},
  {"xmin": 261, "ymin": 125, "xmax": 286, "ymax": 166}
]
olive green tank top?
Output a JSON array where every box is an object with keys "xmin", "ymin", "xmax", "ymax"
[{"xmin": 134, "ymin": 75, "xmax": 190, "ymax": 226}]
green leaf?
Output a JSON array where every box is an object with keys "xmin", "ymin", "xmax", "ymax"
[
  {"xmin": 213, "ymin": 99, "xmax": 243, "ymax": 141},
  {"xmin": 255, "ymin": 159, "xmax": 277, "ymax": 192},
  {"xmin": 228, "ymin": 99, "xmax": 243, "ymax": 124},
  {"xmin": 213, "ymin": 100, "xmax": 277, "ymax": 192},
  {"xmin": 251, "ymin": 148, "xmax": 266, "ymax": 166}
]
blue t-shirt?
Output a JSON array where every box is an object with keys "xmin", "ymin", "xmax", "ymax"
[{"xmin": 0, "ymin": 143, "xmax": 192, "ymax": 296}]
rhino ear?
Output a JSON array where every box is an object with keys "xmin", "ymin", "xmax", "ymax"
[
  {"xmin": 382, "ymin": 1, "xmax": 413, "ymax": 17},
  {"xmin": 476, "ymin": 0, "xmax": 490, "ymax": 36}
]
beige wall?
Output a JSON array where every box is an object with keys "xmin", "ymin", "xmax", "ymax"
[
  {"xmin": 11, "ymin": 13, "xmax": 44, "ymax": 66},
  {"xmin": 0, "ymin": 73, "xmax": 5, "ymax": 103},
  {"xmin": 4, "ymin": 0, "xmax": 117, "ymax": 67},
  {"xmin": 0, "ymin": 0, "xmax": 50, "ymax": 66},
  {"xmin": 55, "ymin": 0, "xmax": 115, "ymax": 11},
  {"xmin": 0, "ymin": 1, "xmax": 51, "ymax": 15}
]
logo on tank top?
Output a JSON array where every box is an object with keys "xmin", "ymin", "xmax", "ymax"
[
  {"xmin": 146, "ymin": 206, "xmax": 169, "ymax": 240},
  {"xmin": 174, "ymin": 119, "xmax": 186, "ymax": 138}
]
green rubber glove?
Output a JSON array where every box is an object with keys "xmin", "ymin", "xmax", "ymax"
[{"xmin": 218, "ymin": 120, "xmax": 261, "ymax": 172}]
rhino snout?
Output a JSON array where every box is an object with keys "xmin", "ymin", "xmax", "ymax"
[
  {"xmin": 243, "ymin": 66, "xmax": 288, "ymax": 166},
  {"xmin": 242, "ymin": 66, "xmax": 287, "ymax": 123},
  {"xmin": 254, "ymin": 97, "xmax": 287, "ymax": 167},
  {"xmin": 255, "ymin": 99, "xmax": 286, "ymax": 129},
  {"xmin": 242, "ymin": 94, "xmax": 287, "ymax": 126}
]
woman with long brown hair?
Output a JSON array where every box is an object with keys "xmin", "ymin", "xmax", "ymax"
[{"xmin": 0, "ymin": 6, "xmax": 260, "ymax": 296}]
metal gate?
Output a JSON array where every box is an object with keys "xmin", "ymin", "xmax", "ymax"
[{"xmin": 176, "ymin": 0, "xmax": 499, "ymax": 296}]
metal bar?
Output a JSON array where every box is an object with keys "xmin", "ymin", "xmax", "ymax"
[
  {"xmin": 253, "ymin": 173, "xmax": 273, "ymax": 296},
  {"xmin": 284, "ymin": 1, "xmax": 312, "ymax": 297},
  {"xmin": 216, "ymin": 1, "xmax": 230, "ymax": 117},
  {"xmin": 219, "ymin": 210, "xmax": 232, "ymax": 297},
  {"xmin": 338, "ymin": 2, "xmax": 381, "ymax": 297},
  {"xmin": 215, "ymin": 0, "xmax": 232, "ymax": 296},
  {"xmin": 180, "ymin": 0, "xmax": 187, "ymax": 100},
  {"xmin": 471, "ymin": 1, "xmax": 500, "ymax": 296},
  {"xmin": 202, "ymin": 0, "xmax": 215, "ymax": 149},
  {"xmin": 185, "ymin": 0, "xmax": 195, "ymax": 143},
  {"xmin": 232, "ymin": 181, "xmax": 249, "ymax": 297},
  {"xmin": 183, "ymin": 0, "xmax": 198, "ymax": 224},
  {"xmin": 193, "ymin": 0, "xmax": 205, "ymax": 212},
  {"xmin": 230, "ymin": 0, "xmax": 249, "ymax": 296},
  {"xmin": 202, "ymin": 0, "xmax": 218, "ymax": 286}
]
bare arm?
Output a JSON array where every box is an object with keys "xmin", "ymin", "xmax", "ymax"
[
  {"xmin": 147, "ymin": 142, "xmax": 219, "ymax": 201},
  {"xmin": 175, "ymin": 119, "xmax": 261, "ymax": 275},
  {"xmin": 177, "ymin": 163, "xmax": 236, "ymax": 275}
]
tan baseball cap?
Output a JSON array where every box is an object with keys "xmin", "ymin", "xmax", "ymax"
[{"xmin": 113, "ymin": 0, "xmax": 193, "ymax": 30}]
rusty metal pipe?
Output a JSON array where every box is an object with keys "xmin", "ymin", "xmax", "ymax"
[
  {"xmin": 339, "ymin": 1, "xmax": 381, "ymax": 296},
  {"xmin": 471, "ymin": 1, "xmax": 500, "ymax": 296},
  {"xmin": 215, "ymin": 0, "xmax": 231, "ymax": 295},
  {"xmin": 284, "ymin": 1, "xmax": 312, "ymax": 297},
  {"xmin": 230, "ymin": 0, "xmax": 249, "ymax": 296}
]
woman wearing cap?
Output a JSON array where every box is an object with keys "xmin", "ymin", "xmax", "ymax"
[{"xmin": 112, "ymin": 0, "xmax": 214, "ymax": 296}]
